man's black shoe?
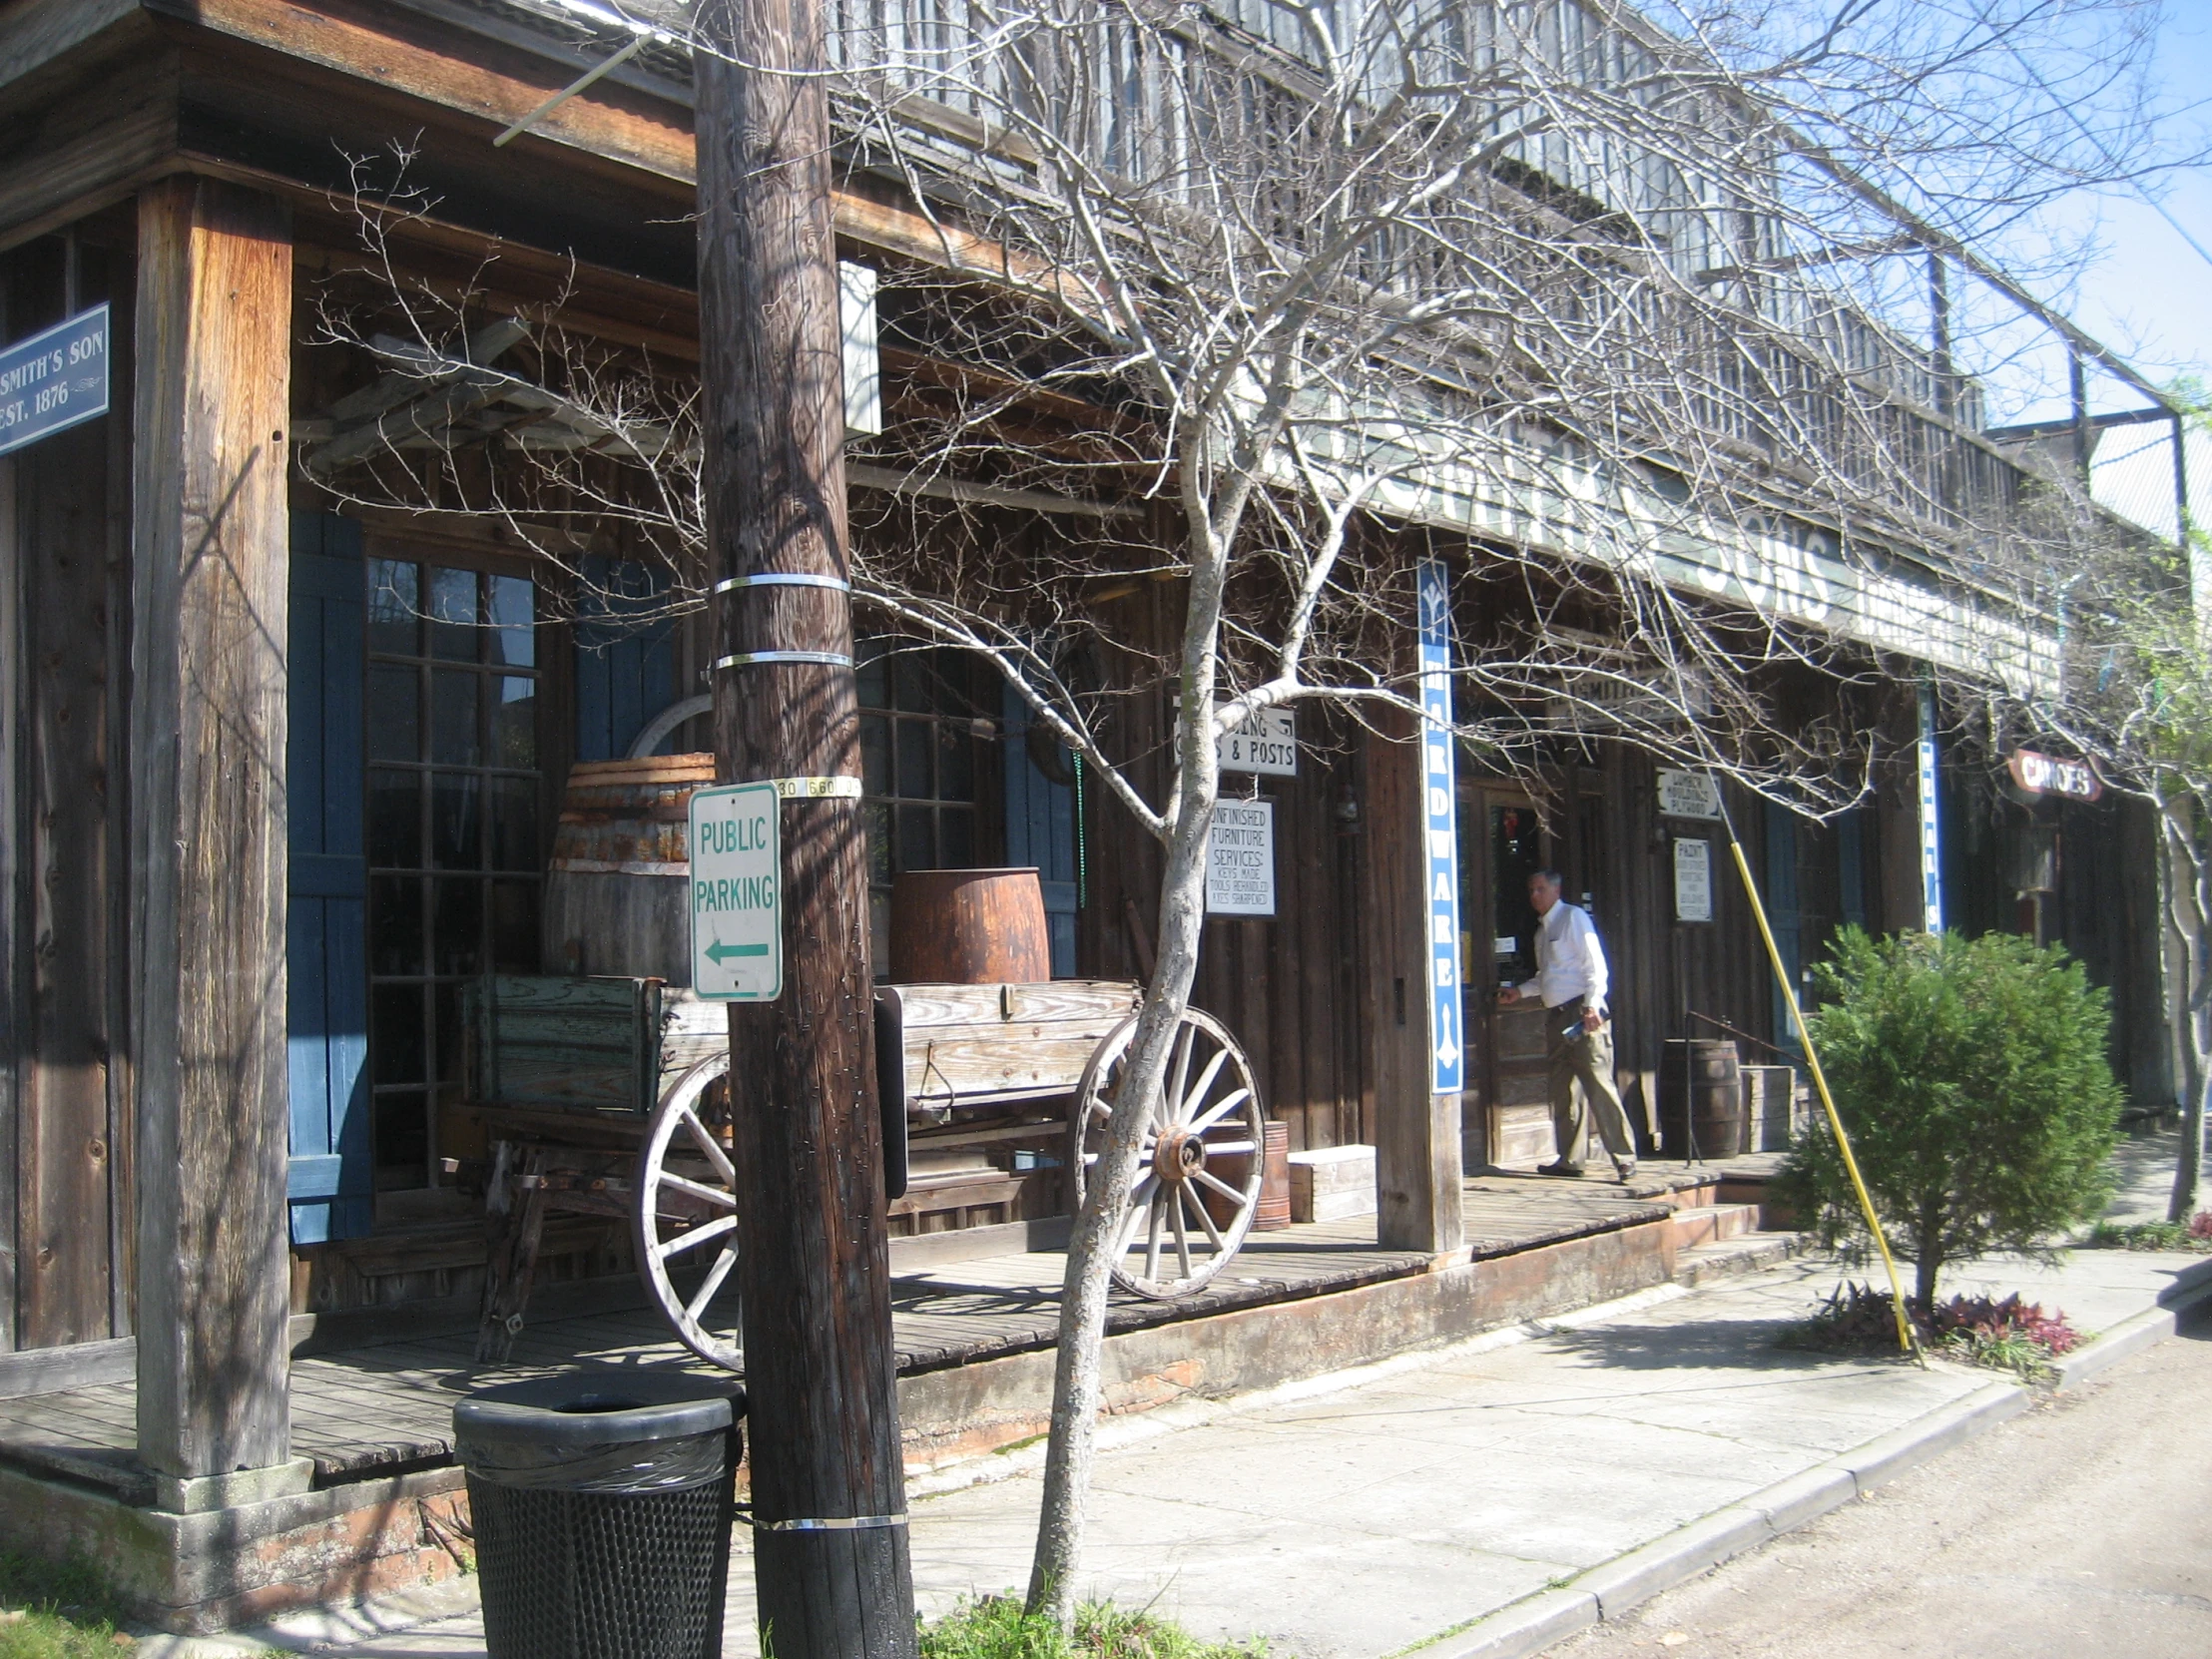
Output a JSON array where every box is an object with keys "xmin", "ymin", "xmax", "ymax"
[{"xmin": 1535, "ymin": 1159, "xmax": 1585, "ymax": 1177}]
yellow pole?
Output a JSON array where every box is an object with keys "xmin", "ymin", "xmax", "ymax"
[{"xmin": 1722, "ymin": 825, "xmax": 1923, "ymax": 1362}]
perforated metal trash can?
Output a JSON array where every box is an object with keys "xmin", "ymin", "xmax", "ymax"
[{"xmin": 455, "ymin": 1371, "xmax": 745, "ymax": 1659}]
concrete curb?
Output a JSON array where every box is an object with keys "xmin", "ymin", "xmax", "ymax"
[
  {"xmin": 2052, "ymin": 1259, "xmax": 2212, "ymax": 1392},
  {"xmin": 1410, "ymin": 1261, "xmax": 2212, "ymax": 1659}
]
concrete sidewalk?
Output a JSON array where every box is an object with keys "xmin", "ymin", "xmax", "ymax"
[{"xmin": 228, "ymin": 1231, "xmax": 2210, "ymax": 1659}]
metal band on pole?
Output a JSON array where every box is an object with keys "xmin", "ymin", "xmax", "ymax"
[
  {"xmin": 753, "ymin": 1513, "xmax": 908, "ymax": 1532},
  {"xmin": 713, "ymin": 573, "xmax": 853, "ymax": 595},
  {"xmin": 714, "ymin": 651, "xmax": 853, "ymax": 670}
]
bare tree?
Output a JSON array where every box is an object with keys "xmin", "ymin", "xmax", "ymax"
[{"xmin": 296, "ymin": 0, "xmax": 2181, "ymax": 1628}]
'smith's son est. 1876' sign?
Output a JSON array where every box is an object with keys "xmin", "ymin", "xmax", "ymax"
[{"xmin": 0, "ymin": 304, "xmax": 109, "ymax": 459}]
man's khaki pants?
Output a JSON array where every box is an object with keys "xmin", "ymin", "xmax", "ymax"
[{"xmin": 1545, "ymin": 995, "xmax": 1635, "ymax": 1168}]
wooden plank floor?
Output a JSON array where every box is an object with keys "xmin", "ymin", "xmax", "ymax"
[{"xmin": 0, "ymin": 1162, "xmax": 1768, "ymax": 1500}]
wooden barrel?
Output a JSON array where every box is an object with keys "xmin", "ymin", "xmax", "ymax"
[
  {"xmin": 1659, "ymin": 1038, "xmax": 1745, "ymax": 1158},
  {"xmin": 542, "ymin": 754, "xmax": 718, "ymax": 984},
  {"xmin": 1203, "ymin": 1120, "xmax": 1292, "ymax": 1232},
  {"xmin": 888, "ymin": 868, "xmax": 1050, "ymax": 985}
]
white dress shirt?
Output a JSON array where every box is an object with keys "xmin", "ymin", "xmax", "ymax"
[{"xmin": 1518, "ymin": 901, "xmax": 1609, "ymax": 1012}]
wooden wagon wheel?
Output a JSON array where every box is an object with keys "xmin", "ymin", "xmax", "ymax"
[
  {"xmin": 635, "ymin": 1051, "xmax": 744, "ymax": 1371},
  {"xmin": 1069, "ymin": 1006, "xmax": 1265, "ymax": 1300}
]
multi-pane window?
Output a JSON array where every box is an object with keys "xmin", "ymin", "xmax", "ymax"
[
  {"xmin": 364, "ymin": 560, "xmax": 543, "ymax": 1192},
  {"xmin": 857, "ymin": 643, "xmax": 990, "ymax": 970}
]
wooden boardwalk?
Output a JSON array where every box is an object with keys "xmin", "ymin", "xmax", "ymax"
[{"xmin": 0, "ymin": 1165, "xmax": 1762, "ymax": 1504}]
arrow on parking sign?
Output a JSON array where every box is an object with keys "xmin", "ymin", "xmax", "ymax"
[{"xmin": 705, "ymin": 939, "xmax": 770, "ymax": 964}]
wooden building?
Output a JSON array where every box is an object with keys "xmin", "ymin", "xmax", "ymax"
[{"xmin": 0, "ymin": 0, "xmax": 2177, "ymax": 1628}]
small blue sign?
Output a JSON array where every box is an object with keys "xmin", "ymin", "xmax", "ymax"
[
  {"xmin": 1417, "ymin": 558, "xmax": 1463, "ymax": 1094},
  {"xmin": 0, "ymin": 304, "xmax": 110, "ymax": 460}
]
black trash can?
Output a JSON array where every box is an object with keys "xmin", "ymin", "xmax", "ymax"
[{"xmin": 455, "ymin": 1371, "xmax": 744, "ymax": 1659}]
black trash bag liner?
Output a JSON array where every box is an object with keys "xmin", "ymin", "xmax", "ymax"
[{"xmin": 454, "ymin": 1371, "xmax": 744, "ymax": 1493}]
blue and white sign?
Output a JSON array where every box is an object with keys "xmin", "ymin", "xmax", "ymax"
[
  {"xmin": 1917, "ymin": 683, "xmax": 1943, "ymax": 932},
  {"xmin": 0, "ymin": 305, "xmax": 109, "ymax": 459},
  {"xmin": 689, "ymin": 781, "xmax": 783, "ymax": 1001},
  {"xmin": 1417, "ymin": 558, "xmax": 1463, "ymax": 1094}
]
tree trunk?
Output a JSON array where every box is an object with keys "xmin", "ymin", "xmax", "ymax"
[
  {"xmin": 2164, "ymin": 806, "xmax": 2206, "ymax": 1225},
  {"xmin": 1914, "ymin": 1245, "xmax": 1941, "ymax": 1312},
  {"xmin": 1026, "ymin": 505, "xmax": 1236, "ymax": 1628}
]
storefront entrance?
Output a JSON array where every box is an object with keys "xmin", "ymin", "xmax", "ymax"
[{"xmin": 1459, "ymin": 788, "xmax": 1558, "ymax": 1169}]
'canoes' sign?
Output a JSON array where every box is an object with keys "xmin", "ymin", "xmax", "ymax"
[
  {"xmin": 0, "ymin": 305, "xmax": 108, "ymax": 459},
  {"xmin": 689, "ymin": 781, "xmax": 783, "ymax": 1000},
  {"xmin": 2006, "ymin": 749, "xmax": 2100, "ymax": 803}
]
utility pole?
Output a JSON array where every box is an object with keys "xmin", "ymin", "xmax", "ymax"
[{"xmin": 693, "ymin": 0, "xmax": 917, "ymax": 1649}]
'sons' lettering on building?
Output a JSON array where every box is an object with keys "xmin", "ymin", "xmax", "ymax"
[{"xmin": 689, "ymin": 782, "xmax": 784, "ymax": 1000}]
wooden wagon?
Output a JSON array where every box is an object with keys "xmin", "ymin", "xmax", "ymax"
[{"xmin": 464, "ymin": 973, "xmax": 1267, "ymax": 1369}]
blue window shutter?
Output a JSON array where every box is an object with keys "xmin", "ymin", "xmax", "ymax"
[
  {"xmin": 1003, "ymin": 683, "xmax": 1079, "ymax": 976},
  {"xmin": 574, "ymin": 556, "xmax": 678, "ymax": 760},
  {"xmin": 286, "ymin": 512, "xmax": 372, "ymax": 1244}
]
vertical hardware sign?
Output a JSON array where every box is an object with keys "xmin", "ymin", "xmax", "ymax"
[
  {"xmin": 1917, "ymin": 683, "xmax": 1943, "ymax": 932},
  {"xmin": 1418, "ymin": 559, "xmax": 1463, "ymax": 1094}
]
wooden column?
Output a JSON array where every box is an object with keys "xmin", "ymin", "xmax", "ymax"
[
  {"xmin": 1364, "ymin": 715, "xmax": 1463, "ymax": 1253},
  {"xmin": 131, "ymin": 178, "xmax": 293, "ymax": 1481},
  {"xmin": 694, "ymin": 0, "xmax": 915, "ymax": 1651}
]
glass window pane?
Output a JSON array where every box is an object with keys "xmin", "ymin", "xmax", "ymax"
[
  {"xmin": 488, "ymin": 776, "xmax": 538, "ymax": 871},
  {"xmin": 366, "ymin": 665, "xmax": 419, "ymax": 763},
  {"xmin": 896, "ymin": 803, "xmax": 934, "ymax": 872},
  {"xmin": 896, "ymin": 718, "xmax": 931, "ymax": 799},
  {"xmin": 938, "ymin": 725, "xmax": 974, "ymax": 801},
  {"xmin": 371, "ymin": 982, "xmax": 427, "ymax": 1086},
  {"xmin": 492, "ymin": 675, "xmax": 537, "ymax": 769},
  {"xmin": 430, "ymin": 670, "xmax": 481, "ymax": 767},
  {"xmin": 863, "ymin": 802, "xmax": 892, "ymax": 884},
  {"xmin": 490, "ymin": 881, "xmax": 540, "ymax": 973},
  {"xmin": 369, "ymin": 876, "xmax": 425, "ymax": 976},
  {"xmin": 868, "ymin": 887, "xmax": 890, "ymax": 980},
  {"xmin": 429, "ymin": 567, "xmax": 479, "ymax": 661},
  {"xmin": 431, "ymin": 878, "xmax": 484, "ymax": 974},
  {"xmin": 434, "ymin": 981, "xmax": 469, "ymax": 1083},
  {"xmin": 430, "ymin": 774, "xmax": 483, "ymax": 870},
  {"xmin": 892, "ymin": 652, "xmax": 932, "ymax": 714},
  {"xmin": 367, "ymin": 560, "xmax": 418, "ymax": 657},
  {"xmin": 487, "ymin": 575, "xmax": 535, "ymax": 668},
  {"xmin": 372, "ymin": 1091, "xmax": 428, "ymax": 1186},
  {"xmin": 856, "ymin": 641, "xmax": 888, "ymax": 711},
  {"xmin": 366, "ymin": 769, "xmax": 422, "ymax": 868},
  {"xmin": 940, "ymin": 806, "xmax": 975, "ymax": 868},
  {"xmin": 860, "ymin": 716, "xmax": 891, "ymax": 798}
]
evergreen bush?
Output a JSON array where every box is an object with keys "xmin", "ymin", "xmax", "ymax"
[{"xmin": 1776, "ymin": 927, "xmax": 2123, "ymax": 1305}]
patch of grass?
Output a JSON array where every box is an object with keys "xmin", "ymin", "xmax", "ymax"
[
  {"xmin": 919, "ymin": 1596, "xmax": 1267, "ymax": 1659},
  {"xmin": 2085, "ymin": 1214, "xmax": 2212, "ymax": 1253},
  {"xmin": 0, "ymin": 1552, "xmax": 140, "ymax": 1656}
]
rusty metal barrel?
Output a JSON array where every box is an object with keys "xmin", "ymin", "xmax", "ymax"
[
  {"xmin": 542, "ymin": 754, "xmax": 717, "ymax": 984},
  {"xmin": 888, "ymin": 867, "xmax": 1050, "ymax": 984},
  {"xmin": 1659, "ymin": 1038, "xmax": 1745, "ymax": 1158}
]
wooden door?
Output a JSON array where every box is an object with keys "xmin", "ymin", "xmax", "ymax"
[{"xmin": 1460, "ymin": 789, "xmax": 1559, "ymax": 1170}]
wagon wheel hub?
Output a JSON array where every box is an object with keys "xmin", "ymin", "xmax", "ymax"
[{"xmin": 1152, "ymin": 1126, "xmax": 1207, "ymax": 1186}]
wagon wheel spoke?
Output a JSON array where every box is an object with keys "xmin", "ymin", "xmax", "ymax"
[
  {"xmin": 1182, "ymin": 1185, "xmax": 1226, "ymax": 1251},
  {"xmin": 1142, "ymin": 1189, "xmax": 1167, "ymax": 1283},
  {"xmin": 685, "ymin": 1246, "xmax": 740, "ymax": 1323},
  {"xmin": 1163, "ymin": 1026, "xmax": 1195, "ymax": 1129},
  {"xmin": 1188, "ymin": 1088, "xmax": 1253, "ymax": 1137},
  {"xmin": 1191, "ymin": 1167, "xmax": 1247, "ymax": 1207},
  {"xmin": 1173, "ymin": 1048, "xmax": 1231, "ymax": 1126},
  {"xmin": 657, "ymin": 1170, "xmax": 738, "ymax": 1210},
  {"xmin": 1169, "ymin": 1191, "xmax": 1193, "ymax": 1279},
  {"xmin": 655, "ymin": 1212, "xmax": 739, "ymax": 1261},
  {"xmin": 1112, "ymin": 1186, "xmax": 1154, "ymax": 1262},
  {"xmin": 681, "ymin": 1110, "xmax": 736, "ymax": 1184}
]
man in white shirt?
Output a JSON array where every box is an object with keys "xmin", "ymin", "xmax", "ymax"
[{"xmin": 1495, "ymin": 868, "xmax": 1637, "ymax": 1182}]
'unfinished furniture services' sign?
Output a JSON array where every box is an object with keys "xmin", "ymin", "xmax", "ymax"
[
  {"xmin": 1674, "ymin": 836, "xmax": 1714, "ymax": 923},
  {"xmin": 1207, "ymin": 799, "xmax": 1276, "ymax": 915},
  {"xmin": 0, "ymin": 304, "xmax": 108, "ymax": 459},
  {"xmin": 689, "ymin": 781, "xmax": 783, "ymax": 1000}
]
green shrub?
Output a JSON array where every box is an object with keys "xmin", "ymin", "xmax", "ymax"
[
  {"xmin": 0, "ymin": 1551, "xmax": 139, "ymax": 1657},
  {"xmin": 1775, "ymin": 927, "xmax": 2123, "ymax": 1305},
  {"xmin": 2086, "ymin": 1215, "xmax": 2212, "ymax": 1252},
  {"xmin": 919, "ymin": 1596, "xmax": 1266, "ymax": 1659}
]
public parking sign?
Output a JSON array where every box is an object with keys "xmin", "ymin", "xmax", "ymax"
[
  {"xmin": 689, "ymin": 782, "xmax": 782, "ymax": 1001},
  {"xmin": 0, "ymin": 305, "xmax": 109, "ymax": 459}
]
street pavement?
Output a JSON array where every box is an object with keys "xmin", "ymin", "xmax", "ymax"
[
  {"xmin": 1539, "ymin": 1297, "xmax": 2212, "ymax": 1659},
  {"xmin": 261, "ymin": 1222, "xmax": 2210, "ymax": 1659}
]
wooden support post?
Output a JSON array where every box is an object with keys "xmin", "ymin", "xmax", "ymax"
[
  {"xmin": 1365, "ymin": 716, "xmax": 1463, "ymax": 1253},
  {"xmin": 131, "ymin": 178, "xmax": 295, "ymax": 1483},
  {"xmin": 693, "ymin": 0, "xmax": 916, "ymax": 1650}
]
